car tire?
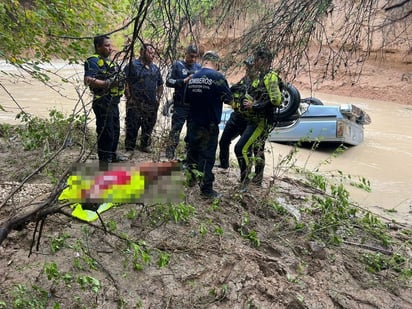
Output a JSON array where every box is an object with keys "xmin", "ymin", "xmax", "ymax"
[
  {"xmin": 302, "ymin": 97, "xmax": 323, "ymax": 105},
  {"xmin": 274, "ymin": 83, "xmax": 301, "ymax": 121}
]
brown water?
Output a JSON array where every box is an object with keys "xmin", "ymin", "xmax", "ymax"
[
  {"xmin": 1, "ymin": 64, "xmax": 411, "ymax": 225},
  {"xmin": 266, "ymin": 93, "xmax": 412, "ymax": 226}
]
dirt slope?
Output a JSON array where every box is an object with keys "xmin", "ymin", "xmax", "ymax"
[
  {"xmin": 0, "ymin": 147, "xmax": 411, "ymax": 308},
  {"xmin": 293, "ymin": 51, "xmax": 412, "ymax": 106}
]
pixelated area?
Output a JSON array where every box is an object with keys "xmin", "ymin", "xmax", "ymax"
[
  {"xmin": 140, "ymin": 171, "xmax": 185, "ymax": 204},
  {"xmin": 59, "ymin": 161, "xmax": 184, "ymax": 204}
]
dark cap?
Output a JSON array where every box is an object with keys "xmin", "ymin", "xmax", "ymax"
[
  {"xmin": 186, "ymin": 44, "xmax": 198, "ymax": 55},
  {"xmin": 255, "ymin": 47, "xmax": 273, "ymax": 62},
  {"xmin": 243, "ymin": 55, "xmax": 255, "ymax": 66},
  {"xmin": 202, "ymin": 50, "xmax": 220, "ymax": 61}
]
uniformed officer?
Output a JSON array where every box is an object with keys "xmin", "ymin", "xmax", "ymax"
[
  {"xmin": 84, "ymin": 35, "xmax": 126, "ymax": 166},
  {"xmin": 234, "ymin": 48, "xmax": 282, "ymax": 188},
  {"xmin": 218, "ymin": 56, "xmax": 257, "ymax": 169},
  {"xmin": 185, "ymin": 51, "xmax": 233, "ymax": 198},
  {"xmin": 124, "ymin": 43, "xmax": 164, "ymax": 155},
  {"xmin": 165, "ymin": 45, "xmax": 201, "ymax": 159}
]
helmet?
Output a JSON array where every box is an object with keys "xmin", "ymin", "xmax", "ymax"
[
  {"xmin": 243, "ymin": 55, "xmax": 255, "ymax": 66},
  {"xmin": 255, "ymin": 47, "xmax": 273, "ymax": 62}
]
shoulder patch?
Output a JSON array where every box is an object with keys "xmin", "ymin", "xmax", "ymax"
[{"xmin": 97, "ymin": 59, "xmax": 105, "ymax": 67}]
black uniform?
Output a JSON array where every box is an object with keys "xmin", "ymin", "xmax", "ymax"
[
  {"xmin": 84, "ymin": 54, "xmax": 124, "ymax": 163},
  {"xmin": 165, "ymin": 60, "xmax": 201, "ymax": 159},
  {"xmin": 185, "ymin": 67, "xmax": 233, "ymax": 196},
  {"xmin": 234, "ymin": 70, "xmax": 282, "ymax": 185},
  {"xmin": 218, "ymin": 76, "xmax": 252, "ymax": 168}
]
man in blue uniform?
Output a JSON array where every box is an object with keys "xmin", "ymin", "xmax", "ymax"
[
  {"xmin": 165, "ymin": 45, "xmax": 201, "ymax": 159},
  {"xmin": 185, "ymin": 51, "xmax": 233, "ymax": 198},
  {"xmin": 124, "ymin": 43, "xmax": 164, "ymax": 155},
  {"xmin": 84, "ymin": 35, "xmax": 126, "ymax": 166}
]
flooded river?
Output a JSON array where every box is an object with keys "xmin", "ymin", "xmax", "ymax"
[
  {"xmin": 267, "ymin": 93, "xmax": 412, "ymax": 226},
  {"xmin": 1, "ymin": 63, "xmax": 411, "ymax": 225}
]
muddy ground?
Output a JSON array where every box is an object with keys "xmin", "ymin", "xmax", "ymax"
[{"xmin": 0, "ymin": 50, "xmax": 411, "ymax": 308}]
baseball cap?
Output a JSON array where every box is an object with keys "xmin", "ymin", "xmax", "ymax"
[
  {"xmin": 186, "ymin": 45, "xmax": 199, "ymax": 54},
  {"xmin": 202, "ymin": 50, "xmax": 220, "ymax": 61}
]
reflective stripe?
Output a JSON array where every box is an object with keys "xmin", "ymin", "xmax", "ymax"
[
  {"xmin": 110, "ymin": 87, "xmax": 125, "ymax": 97},
  {"xmin": 241, "ymin": 119, "xmax": 266, "ymax": 166},
  {"xmin": 70, "ymin": 203, "xmax": 115, "ymax": 222},
  {"xmin": 89, "ymin": 54, "xmax": 111, "ymax": 69}
]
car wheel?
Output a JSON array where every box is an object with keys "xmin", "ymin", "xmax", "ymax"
[
  {"xmin": 274, "ymin": 83, "xmax": 301, "ymax": 120},
  {"xmin": 302, "ymin": 97, "xmax": 323, "ymax": 105},
  {"xmin": 162, "ymin": 99, "xmax": 174, "ymax": 117}
]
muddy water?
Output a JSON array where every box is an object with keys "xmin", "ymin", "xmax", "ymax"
[
  {"xmin": 0, "ymin": 62, "xmax": 86, "ymax": 122},
  {"xmin": 1, "ymin": 64, "xmax": 411, "ymax": 225},
  {"xmin": 265, "ymin": 93, "xmax": 412, "ymax": 226}
]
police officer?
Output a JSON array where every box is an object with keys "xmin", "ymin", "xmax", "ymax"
[
  {"xmin": 165, "ymin": 45, "xmax": 201, "ymax": 160},
  {"xmin": 84, "ymin": 35, "xmax": 126, "ymax": 166},
  {"xmin": 234, "ymin": 48, "xmax": 282, "ymax": 188},
  {"xmin": 185, "ymin": 51, "xmax": 233, "ymax": 198},
  {"xmin": 124, "ymin": 43, "xmax": 164, "ymax": 155},
  {"xmin": 218, "ymin": 56, "xmax": 256, "ymax": 169}
]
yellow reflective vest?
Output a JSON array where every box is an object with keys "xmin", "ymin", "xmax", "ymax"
[
  {"xmin": 87, "ymin": 54, "xmax": 125, "ymax": 98},
  {"xmin": 251, "ymin": 71, "xmax": 282, "ymax": 107}
]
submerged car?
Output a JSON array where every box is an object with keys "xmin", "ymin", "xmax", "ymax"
[
  {"xmin": 220, "ymin": 84, "xmax": 371, "ymax": 146},
  {"xmin": 267, "ymin": 101, "xmax": 371, "ymax": 146}
]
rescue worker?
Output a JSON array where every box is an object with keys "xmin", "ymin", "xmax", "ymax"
[
  {"xmin": 218, "ymin": 56, "xmax": 256, "ymax": 169},
  {"xmin": 165, "ymin": 45, "xmax": 201, "ymax": 159},
  {"xmin": 124, "ymin": 43, "xmax": 164, "ymax": 156},
  {"xmin": 84, "ymin": 35, "xmax": 126, "ymax": 166},
  {"xmin": 234, "ymin": 47, "xmax": 282, "ymax": 188},
  {"xmin": 185, "ymin": 51, "xmax": 233, "ymax": 198}
]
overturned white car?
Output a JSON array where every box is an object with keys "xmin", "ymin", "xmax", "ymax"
[
  {"xmin": 268, "ymin": 102, "xmax": 371, "ymax": 146},
  {"xmin": 220, "ymin": 84, "xmax": 371, "ymax": 146}
]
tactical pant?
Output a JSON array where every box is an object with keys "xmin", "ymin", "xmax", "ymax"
[
  {"xmin": 166, "ymin": 104, "xmax": 190, "ymax": 159},
  {"xmin": 186, "ymin": 122, "xmax": 219, "ymax": 194},
  {"xmin": 218, "ymin": 111, "xmax": 247, "ymax": 168},
  {"xmin": 92, "ymin": 96, "xmax": 120, "ymax": 163},
  {"xmin": 125, "ymin": 98, "xmax": 158, "ymax": 151},
  {"xmin": 234, "ymin": 118, "xmax": 269, "ymax": 185}
]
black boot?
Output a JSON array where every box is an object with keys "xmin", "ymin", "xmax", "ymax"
[{"xmin": 252, "ymin": 163, "xmax": 264, "ymax": 186}]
